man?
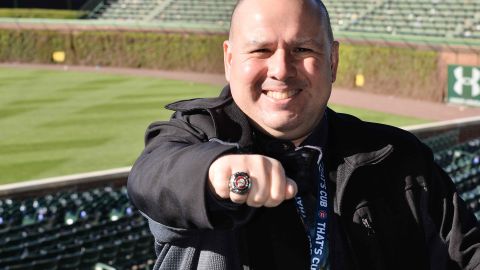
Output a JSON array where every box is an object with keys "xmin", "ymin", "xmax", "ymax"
[{"xmin": 127, "ymin": 0, "xmax": 480, "ymax": 269}]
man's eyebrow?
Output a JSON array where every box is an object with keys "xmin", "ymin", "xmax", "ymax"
[
  {"xmin": 244, "ymin": 38, "xmax": 270, "ymax": 46},
  {"xmin": 241, "ymin": 38, "xmax": 324, "ymax": 48},
  {"xmin": 292, "ymin": 39, "xmax": 323, "ymax": 47}
]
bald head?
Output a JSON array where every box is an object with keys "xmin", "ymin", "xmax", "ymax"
[{"xmin": 229, "ymin": 0, "xmax": 334, "ymax": 44}]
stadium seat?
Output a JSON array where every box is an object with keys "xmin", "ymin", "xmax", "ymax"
[
  {"xmin": 98, "ymin": 241, "xmax": 121, "ymax": 266},
  {"xmin": 86, "ymin": 0, "xmax": 480, "ymax": 40},
  {"xmin": 426, "ymin": 134, "xmax": 480, "ymax": 215},
  {"xmin": 114, "ymin": 236, "xmax": 138, "ymax": 268},
  {"xmin": 31, "ymin": 257, "xmax": 59, "ymax": 270},
  {"xmin": 0, "ymin": 185, "xmax": 155, "ymax": 269},
  {"xmin": 4, "ymin": 263, "xmax": 33, "ymax": 270},
  {"xmin": 80, "ymin": 247, "xmax": 101, "ymax": 269},
  {"xmin": 94, "ymin": 0, "xmax": 168, "ymax": 21},
  {"xmin": 58, "ymin": 252, "xmax": 82, "ymax": 270}
]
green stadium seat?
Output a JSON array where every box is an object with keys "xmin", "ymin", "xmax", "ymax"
[
  {"xmin": 31, "ymin": 257, "xmax": 59, "ymax": 270},
  {"xmin": 80, "ymin": 247, "xmax": 101, "ymax": 269},
  {"xmin": 0, "ymin": 185, "xmax": 154, "ymax": 270},
  {"xmin": 4, "ymin": 263, "xmax": 32, "ymax": 270},
  {"xmin": 58, "ymin": 252, "xmax": 82, "ymax": 270},
  {"xmin": 98, "ymin": 241, "xmax": 121, "ymax": 266}
]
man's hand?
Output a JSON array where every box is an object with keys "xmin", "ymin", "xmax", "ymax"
[{"xmin": 208, "ymin": 154, "xmax": 298, "ymax": 207}]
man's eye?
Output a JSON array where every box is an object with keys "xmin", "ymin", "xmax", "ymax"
[
  {"xmin": 294, "ymin": 47, "xmax": 312, "ymax": 53},
  {"xmin": 251, "ymin": 48, "xmax": 270, "ymax": 53}
]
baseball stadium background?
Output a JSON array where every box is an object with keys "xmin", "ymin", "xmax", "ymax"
[{"xmin": 0, "ymin": 0, "xmax": 480, "ymax": 269}]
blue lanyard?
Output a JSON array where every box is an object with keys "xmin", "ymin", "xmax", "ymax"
[{"xmin": 294, "ymin": 146, "xmax": 329, "ymax": 270}]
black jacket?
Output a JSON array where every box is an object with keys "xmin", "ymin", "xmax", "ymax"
[{"xmin": 128, "ymin": 86, "xmax": 480, "ymax": 270}]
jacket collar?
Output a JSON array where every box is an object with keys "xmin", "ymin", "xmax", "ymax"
[
  {"xmin": 326, "ymin": 108, "xmax": 393, "ymax": 167},
  {"xmin": 166, "ymin": 85, "xmax": 254, "ymax": 148}
]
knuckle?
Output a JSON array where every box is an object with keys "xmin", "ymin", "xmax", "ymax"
[
  {"xmin": 272, "ymin": 160, "xmax": 285, "ymax": 174},
  {"xmin": 254, "ymin": 156, "xmax": 265, "ymax": 168},
  {"xmin": 213, "ymin": 180, "xmax": 227, "ymax": 192},
  {"xmin": 212, "ymin": 185, "xmax": 229, "ymax": 199},
  {"xmin": 267, "ymin": 200, "xmax": 282, "ymax": 207},
  {"xmin": 247, "ymin": 199, "xmax": 263, "ymax": 208},
  {"xmin": 264, "ymin": 197, "xmax": 282, "ymax": 207},
  {"xmin": 216, "ymin": 189, "xmax": 230, "ymax": 199},
  {"xmin": 269, "ymin": 191, "xmax": 284, "ymax": 203},
  {"xmin": 261, "ymin": 155, "xmax": 272, "ymax": 165},
  {"xmin": 230, "ymin": 194, "xmax": 246, "ymax": 204},
  {"xmin": 251, "ymin": 192, "xmax": 267, "ymax": 206}
]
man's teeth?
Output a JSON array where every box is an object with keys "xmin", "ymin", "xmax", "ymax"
[{"xmin": 265, "ymin": 90, "xmax": 299, "ymax": 99}]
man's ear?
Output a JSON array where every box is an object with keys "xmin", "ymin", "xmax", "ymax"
[
  {"xmin": 330, "ymin": 41, "xmax": 339, "ymax": 83},
  {"xmin": 223, "ymin": 40, "xmax": 232, "ymax": 82}
]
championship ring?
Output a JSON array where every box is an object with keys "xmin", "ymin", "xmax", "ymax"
[{"xmin": 229, "ymin": 172, "xmax": 252, "ymax": 195}]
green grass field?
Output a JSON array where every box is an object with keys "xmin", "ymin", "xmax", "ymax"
[
  {"xmin": 0, "ymin": 67, "xmax": 428, "ymax": 184},
  {"xmin": 0, "ymin": 8, "xmax": 86, "ymax": 19}
]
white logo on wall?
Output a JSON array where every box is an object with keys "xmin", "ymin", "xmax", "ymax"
[{"xmin": 453, "ymin": 66, "xmax": 480, "ymax": 97}]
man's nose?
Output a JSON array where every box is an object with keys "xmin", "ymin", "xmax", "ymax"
[{"xmin": 267, "ymin": 49, "xmax": 297, "ymax": 81}]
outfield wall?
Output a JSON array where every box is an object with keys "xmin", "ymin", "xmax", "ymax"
[
  {"xmin": 1, "ymin": 19, "xmax": 480, "ymax": 103},
  {"xmin": 406, "ymin": 116, "xmax": 480, "ymax": 145},
  {"xmin": 0, "ymin": 167, "xmax": 129, "ymax": 199}
]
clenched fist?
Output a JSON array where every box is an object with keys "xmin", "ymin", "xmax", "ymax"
[{"xmin": 208, "ymin": 154, "xmax": 298, "ymax": 207}]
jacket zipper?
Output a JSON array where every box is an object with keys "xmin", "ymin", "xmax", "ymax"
[{"xmin": 335, "ymin": 146, "xmax": 393, "ymax": 270}]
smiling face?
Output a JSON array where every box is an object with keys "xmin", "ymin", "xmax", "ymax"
[{"xmin": 224, "ymin": 0, "xmax": 339, "ymax": 145}]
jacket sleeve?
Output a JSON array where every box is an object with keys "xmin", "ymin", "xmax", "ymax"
[
  {"xmin": 419, "ymin": 144, "xmax": 480, "ymax": 270},
  {"xmin": 127, "ymin": 111, "xmax": 239, "ymax": 230}
]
